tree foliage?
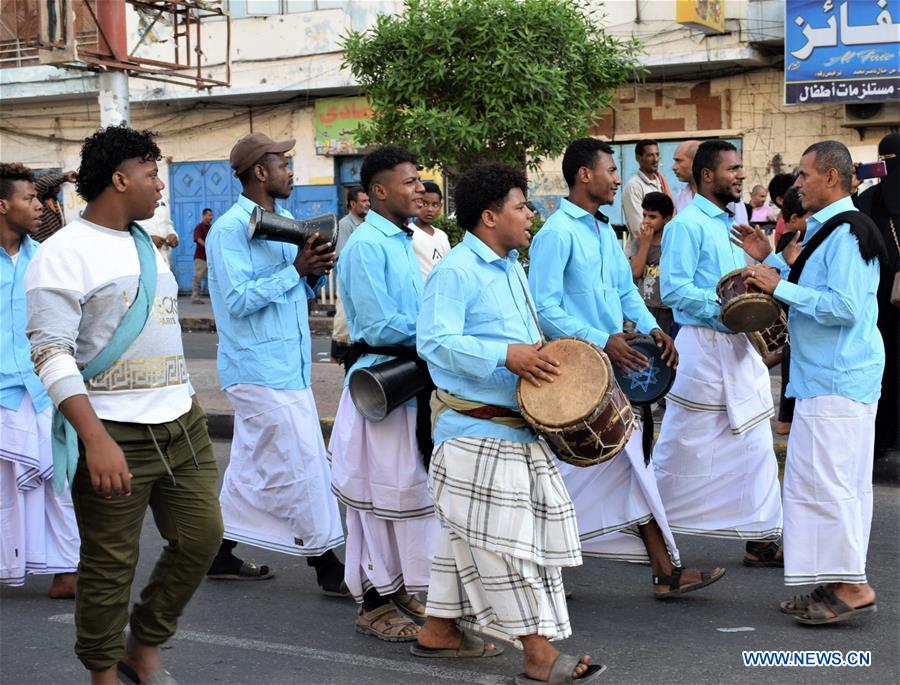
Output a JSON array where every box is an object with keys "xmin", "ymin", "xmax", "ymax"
[{"xmin": 342, "ymin": 0, "xmax": 643, "ymax": 173}]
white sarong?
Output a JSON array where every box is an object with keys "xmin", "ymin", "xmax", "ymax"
[
  {"xmin": 558, "ymin": 425, "xmax": 681, "ymax": 566},
  {"xmin": 0, "ymin": 396, "xmax": 79, "ymax": 586},
  {"xmin": 426, "ymin": 438, "xmax": 581, "ymax": 644},
  {"xmin": 783, "ymin": 396, "xmax": 876, "ymax": 586},
  {"xmin": 653, "ymin": 325, "xmax": 783, "ymax": 540},
  {"xmin": 329, "ymin": 388, "xmax": 439, "ymax": 600},
  {"xmin": 219, "ymin": 385, "xmax": 344, "ymax": 557}
]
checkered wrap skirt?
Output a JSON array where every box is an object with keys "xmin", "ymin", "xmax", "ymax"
[{"xmin": 426, "ymin": 438, "xmax": 581, "ymax": 643}]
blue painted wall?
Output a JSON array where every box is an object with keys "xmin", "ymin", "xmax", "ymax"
[{"xmin": 168, "ymin": 159, "xmax": 338, "ymax": 292}]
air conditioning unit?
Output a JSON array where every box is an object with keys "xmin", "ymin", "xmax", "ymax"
[{"xmin": 842, "ymin": 102, "xmax": 900, "ymax": 129}]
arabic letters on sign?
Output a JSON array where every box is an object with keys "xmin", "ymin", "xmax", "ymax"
[{"xmin": 791, "ymin": 1, "xmax": 900, "ymax": 61}]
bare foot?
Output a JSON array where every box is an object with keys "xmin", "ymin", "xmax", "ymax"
[
  {"xmin": 121, "ymin": 634, "xmax": 164, "ymax": 681},
  {"xmin": 47, "ymin": 572, "xmax": 77, "ymax": 599},
  {"xmin": 417, "ymin": 617, "xmax": 497, "ymax": 652},
  {"xmin": 521, "ymin": 634, "xmax": 591, "ymax": 681}
]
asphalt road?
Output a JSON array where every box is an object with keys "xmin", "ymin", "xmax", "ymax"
[
  {"xmin": 181, "ymin": 331, "xmax": 333, "ymax": 363},
  {"xmin": 1, "ymin": 441, "xmax": 898, "ymax": 685}
]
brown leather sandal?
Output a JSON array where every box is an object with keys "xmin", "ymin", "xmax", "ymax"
[{"xmin": 355, "ymin": 604, "xmax": 421, "ymax": 642}]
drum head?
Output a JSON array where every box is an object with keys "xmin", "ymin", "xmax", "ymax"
[
  {"xmin": 720, "ymin": 294, "xmax": 780, "ymax": 333},
  {"xmin": 517, "ymin": 338, "xmax": 609, "ymax": 429},
  {"xmin": 612, "ymin": 335, "xmax": 675, "ymax": 406}
]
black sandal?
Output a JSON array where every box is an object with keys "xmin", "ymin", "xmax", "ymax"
[
  {"xmin": 744, "ymin": 541, "xmax": 783, "ymax": 568},
  {"xmin": 653, "ymin": 566, "xmax": 726, "ymax": 599}
]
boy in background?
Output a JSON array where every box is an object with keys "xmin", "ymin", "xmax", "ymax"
[
  {"xmin": 409, "ymin": 181, "xmax": 451, "ymax": 281},
  {"xmin": 627, "ymin": 191, "xmax": 675, "ymax": 337}
]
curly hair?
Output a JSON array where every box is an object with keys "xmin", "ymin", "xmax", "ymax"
[
  {"xmin": 0, "ymin": 163, "xmax": 35, "ymax": 200},
  {"xmin": 360, "ymin": 146, "xmax": 418, "ymax": 194},
  {"xmin": 76, "ymin": 125, "xmax": 161, "ymax": 202},
  {"xmin": 454, "ymin": 164, "xmax": 528, "ymax": 232}
]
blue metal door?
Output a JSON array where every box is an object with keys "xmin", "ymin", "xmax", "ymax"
[
  {"xmin": 287, "ymin": 185, "xmax": 339, "ymax": 220},
  {"xmin": 169, "ymin": 160, "xmax": 340, "ymax": 291},
  {"xmin": 169, "ymin": 160, "xmax": 241, "ymax": 292},
  {"xmin": 608, "ymin": 138, "xmax": 743, "ymax": 226}
]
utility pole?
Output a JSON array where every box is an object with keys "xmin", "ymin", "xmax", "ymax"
[{"xmin": 96, "ymin": 0, "xmax": 130, "ymax": 126}]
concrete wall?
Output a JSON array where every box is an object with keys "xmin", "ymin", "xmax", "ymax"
[
  {"xmin": 530, "ymin": 68, "xmax": 889, "ymax": 205},
  {"xmin": 0, "ymin": 99, "xmax": 336, "ymax": 213}
]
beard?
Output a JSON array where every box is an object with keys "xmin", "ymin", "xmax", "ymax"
[{"xmin": 712, "ymin": 179, "xmax": 740, "ymax": 206}]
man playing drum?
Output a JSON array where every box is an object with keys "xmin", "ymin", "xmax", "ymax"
[
  {"xmin": 528, "ymin": 137, "xmax": 725, "ymax": 597},
  {"xmin": 732, "ymin": 141, "xmax": 883, "ymax": 625},
  {"xmin": 329, "ymin": 146, "xmax": 441, "ymax": 641},
  {"xmin": 416, "ymin": 162, "xmax": 606, "ymax": 684},
  {"xmin": 655, "ymin": 139, "xmax": 784, "ymax": 565}
]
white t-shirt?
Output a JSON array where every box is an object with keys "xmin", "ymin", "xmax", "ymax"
[
  {"xmin": 409, "ymin": 223, "xmax": 451, "ymax": 281},
  {"xmin": 24, "ymin": 218, "xmax": 192, "ymax": 424}
]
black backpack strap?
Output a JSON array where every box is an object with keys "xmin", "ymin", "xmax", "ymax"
[{"xmin": 787, "ymin": 210, "xmax": 886, "ymax": 285}]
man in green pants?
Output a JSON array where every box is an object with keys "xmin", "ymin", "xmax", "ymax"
[{"xmin": 25, "ymin": 125, "xmax": 223, "ymax": 685}]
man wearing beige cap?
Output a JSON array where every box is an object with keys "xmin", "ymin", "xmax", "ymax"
[{"xmin": 205, "ymin": 133, "xmax": 349, "ymax": 596}]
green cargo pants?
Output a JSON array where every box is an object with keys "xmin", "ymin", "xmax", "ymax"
[{"xmin": 70, "ymin": 402, "xmax": 223, "ymax": 671}]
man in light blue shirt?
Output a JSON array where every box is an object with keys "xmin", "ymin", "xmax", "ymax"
[
  {"xmin": 0, "ymin": 162, "xmax": 78, "ymax": 598},
  {"xmin": 415, "ymin": 163, "xmax": 603, "ymax": 682},
  {"xmin": 329, "ymin": 146, "xmax": 441, "ymax": 642},
  {"xmin": 206, "ymin": 133, "xmax": 347, "ymax": 594},
  {"xmin": 655, "ymin": 139, "xmax": 783, "ymax": 566},
  {"xmin": 529, "ymin": 138, "xmax": 724, "ymax": 599},
  {"xmin": 731, "ymin": 141, "xmax": 883, "ymax": 625}
]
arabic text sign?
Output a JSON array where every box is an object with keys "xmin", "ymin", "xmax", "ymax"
[
  {"xmin": 785, "ymin": 0, "xmax": 900, "ymax": 105},
  {"xmin": 314, "ymin": 96, "xmax": 373, "ymax": 155}
]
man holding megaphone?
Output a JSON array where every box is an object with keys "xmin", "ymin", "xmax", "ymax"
[{"xmin": 205, "ymin": 133, "xmax": 349, "ymax": 597}]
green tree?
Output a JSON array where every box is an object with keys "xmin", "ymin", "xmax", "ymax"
[{"xmin": 342, "ymin": 0, "xmax": 642, "ymax": 173}]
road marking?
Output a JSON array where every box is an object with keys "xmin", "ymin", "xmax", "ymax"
[
  {"xmin": 716, "ymin": 626, "xmax": 756, "ymax": 632},
  {"xmin": 48, "ymin": 614, "xmax": 508, "ymax": 684}
]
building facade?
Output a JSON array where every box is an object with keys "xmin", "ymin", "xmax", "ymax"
[{"xmin": 2, "ymin": 0, "xmax": 896, "ymax": 291}]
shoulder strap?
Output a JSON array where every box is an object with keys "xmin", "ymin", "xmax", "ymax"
[
  {"xmin": 788, "ymin": 210, "xmax": 885, "ymax": 285},
  {"xmin": 80, "ymin": 224, "xmax": 158, "ymax": 378},
  {"xmin": 53, "ymin": 224, "xmax": 158, "ymax": 492}
]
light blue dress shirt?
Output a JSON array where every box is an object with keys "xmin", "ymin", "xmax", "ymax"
[
  {"xmin": 337, "ymin": 209, "xmax": 423, "ymax": 402},
  {"xmin": 417, "ymin": 232, "xmax": 540, "ymax": 445},
  {"xmin": 660, "ymin": 193, "xmax": 747, "ymax": 332},
  {"xmin": 206, "ymin": 194, "xmax": 323, "ymax": 391},
  {"xmin": 528, "ymin": 198, "xmax": 659, "ymax": 346},
  {"xmin": 1, "ymin": 236, "xmax": 49, "ymax": 413},
  {"xmin": 763, "ymin": 195, "xmax": 884, "ymax": 404}
]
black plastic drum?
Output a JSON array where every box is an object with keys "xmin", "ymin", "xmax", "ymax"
[{"xmin": 612, "ymin": 334, "xmax": 675, "ymax": 406}]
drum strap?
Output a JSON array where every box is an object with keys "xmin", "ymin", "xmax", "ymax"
[
  {"xmin": 787, "ymin": 210, "xmax": 886, "ymax": 287},
  {"xmin": 640, "ymin": 405, "xmax": 654, "ymax": 466},
  {"xmin": 347, "ymin": 341, "xmax": 435, "ymax": 469},
  {"xmin": 512, "ymin": 269, "xmax": 547, "ymax": 344}
]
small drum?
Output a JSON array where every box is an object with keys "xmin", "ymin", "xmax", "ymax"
[
  {"xmin": 517, "ymin": 338, "xmax": 636, "ymax": 468},
  {"xmin": 748, "ymin": 311, "xmax": 789, "ymax": 357},
  {"xmin": 716, "ymin": 268, "xmax": 781, "ymax": 333},
  {"xmin": 612, "ymin": 335, "xmax": 675, "ymax": 406}
]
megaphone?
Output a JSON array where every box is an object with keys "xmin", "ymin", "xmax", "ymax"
[
  {"xmin": 349, "ymin": 358, "xmax": 428, "ymax": 422},
  {"xmin": 247, "ymin": 207, "xmax": 338, "ymax": 250}
]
